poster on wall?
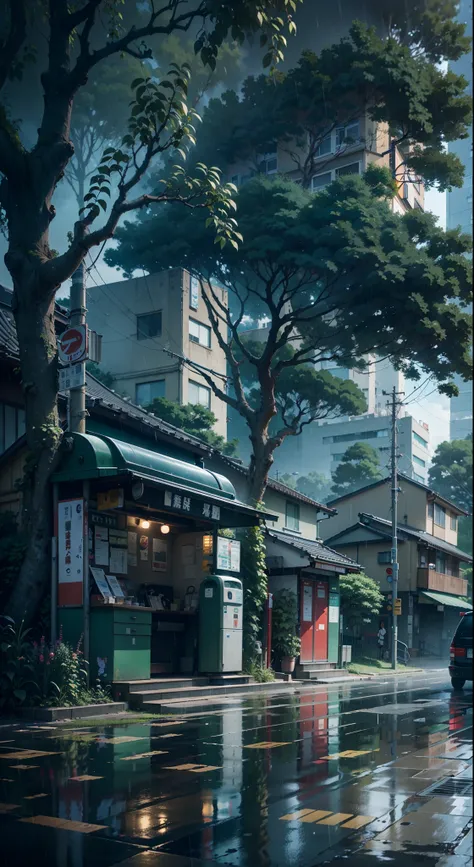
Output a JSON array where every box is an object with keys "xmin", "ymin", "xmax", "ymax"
[
  {"xmin": 190, "ymin": 275, "xmax": 200, "ymax": 309},
  {"xmin": 152, "ymin": 538, "xmax": 168, "ymax": 572},
  {"xmin": 94, "ymin": 526, "xmax": 109, "ymax": 566},
  {"xmin": 303, "ymin": 584, "xmax": 313, "ymax": 622},
  {"xmin": 127, "ymin": 531, "xmax": 137, "ymax": 567},
  {"xmin": 90, "ymin": 566, "xmax": 112, "ymax": 600},
  {"xmin": 109, "ymin": 546, "xmax": 128, "ymax": 574},
  {"xmin": 106, "ymin": 574, "xmax": 125, "ymax": 598},
  {"xmin": 58, "ymin": 499, "xmax": 85, "ymax": 605},
  {"xmin": 139, "ymin": 534, "xmax": 149, "ymax": 561},
  {"xmin": 216, "ymin": 537, "xmax": 241, "ymax": 572}
]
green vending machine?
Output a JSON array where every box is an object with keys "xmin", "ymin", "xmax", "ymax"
[{"xmin": 198, "ymin": 575, "xmax": 243, "ymax": 673}]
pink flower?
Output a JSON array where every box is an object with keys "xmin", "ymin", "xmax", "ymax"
[
  {"xmin": 39, "ymin": 654, "xmax": 44, "ymax": 663},
  {"xmin": 49, "ymin": 652, "xmax": 54, "ymax": 659},
  {"xmin": 72, "ymin": 653, "xmax": 77, "ymax": 660},
  {"xmin": 33, "ymin": 641, "xmax": 37, "ymax": 649}
]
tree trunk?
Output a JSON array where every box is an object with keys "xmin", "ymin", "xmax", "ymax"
[
  {"xmin": 5, "ymin": 279, "xmax": 62, "ymax": 624},
  {"xmin": 248, "ymin": 433, "xmax": 275, "ymax": 505}
]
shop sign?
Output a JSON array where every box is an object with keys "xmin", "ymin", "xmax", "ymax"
[
  {"xmin": 190, "ymin": 275, "xmax": 200, "ymax": 309},
  {"xmin": 90, "ymin": 511, "xmax": 118, "ymax": 528},
  {"xmin": 163, "ymin": 490, "xmax": 220, "ymax": 521},
  {"xmin": 58, "ymin": 498, "xmax": 84, "ymax": 586},
  {"xmin": 216, "ymin": 537, "xmax": 241, "ymax": 572}
]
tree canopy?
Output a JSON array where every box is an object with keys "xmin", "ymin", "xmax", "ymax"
[
  {"xmin": 331, "ymin": 442, "xmax": 384, "ymax": 498},
  {"xmin": 339, "ymin": 571, "xmax": 384, "ymax": 626},
  {"xmin": 108, "ymin": 168, "xmax": 472, "ymax": 502},
  {"xmin": 428, "ymin": 436, "xmax": 472, "ymax": 514},
  {"xmin": 145, "ymin": 397, "xmax": 238, "ymax": 455},
  {"xmin": 279, "ymin": 471, "xmax": 332, "ymax": 504}
]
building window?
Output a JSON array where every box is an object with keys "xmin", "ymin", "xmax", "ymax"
[
  {"xmin": 316, "ymin": 135, "xmax": 332, "ymax": 157},
  {"xmin": 428, "ymin": 501, "xmax": 434, "ymax": 519},
  {"xmin": 336, "ymin": 121, "xmax": 360, "ymax": 148},
  {"xmin": 434, "ymin": 503, "xmax": 446, "ymax": 528},
  {"xmin": 413, "ymin": 454, "xmax": 426, "ymax": 468},
  {"xmin": 0, "ymin": 402, "xmax": 26, "ymax": 455},
  {"xmin": 413, "ymin": 431, "xmax": 428, "ymax": 448},
  {"xmin": 322, "ymin": 428, "xmax": 389, "ymax": 445},
  {"xmin": 435, "ymin": 551, "xmax": 446, "ymax": 573},
  {"xmin": 135, "ymin": 380, "xmax": 165, "ymax": 406},
  {"xmin": 377, "ymin": 551, "xmax": 392, "ymax": 564},
  {"xmin": 258, "ymin": 152, "xmax": 278, "ymax": 174},
  {"xmin": 312, "ymin": 171, "xmax": 332, "ymax": 191},
  {"xmin": 335, "ymin": 162, "xmax": 360, "ymax": 178},
  {"xmin": 188, "ymin": 380, "xmax": 211, "ymax": 408},
  {"xmin": 137, "ymin": 310, "xmax": 162, "ymax": 340},
  {"xmin": 413, "ymin": 472, "xmax": 425, "ymax": 483},
  {"xmin": 450, "ymin": 514, "xmax": 458, "ymax": 531},
  {"xmin": 285, "ymin": 501, "xmax": 300, "ymax": 532},
  {"xmin": 189, "ymin": 318, "xmax": 211, "ymax": 348}
]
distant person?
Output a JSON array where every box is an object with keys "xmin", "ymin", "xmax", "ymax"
[{"xmin": 377, "ymin": 622, "xmax": 387, "ymax": 660}]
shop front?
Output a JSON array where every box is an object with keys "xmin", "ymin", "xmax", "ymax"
[{"xmin": 51, "ymin": 432, "xmax": 274, "ymax": 684}]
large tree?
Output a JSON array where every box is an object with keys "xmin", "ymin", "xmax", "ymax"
[
  {"xmin": 428, "ymin": 435, "xmax": 472, "ymax": 556},
  {"xmin": 188, "ymin": 16, "xmax": 471, "ymax": 191},
  {"xmin": 108, "ymin": 169, "xmax": 472, "ymax": 503},
  {"xmin": 0, "ymin": 0, "xmax": 302, "ymax": 622},
  {"xmin": 331, "ymin": 442, "xmax": 383, "ymax": 498},
  {"xmin": 145, "ymin": 397, "xmax": 238, "ymax": 455},
  {"xmin": 279, "ymin": 471, "xmax": 332, "ymax": 504}
]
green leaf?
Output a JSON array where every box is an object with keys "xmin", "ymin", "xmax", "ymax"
[{"xmin": 262, "ymin": 53, "xmax": 273, "ymax": 68}]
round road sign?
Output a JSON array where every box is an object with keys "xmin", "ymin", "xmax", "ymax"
[{"xmin": 58, "ymin": 325, "xmax": 87, "ymax": 364}]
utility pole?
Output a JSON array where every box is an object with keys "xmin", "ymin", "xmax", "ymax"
[
  {"xmin": 383, "ymin": 386, "xmax": 404, "ymax": 669},
  {"xmin": 69, "ymin": 262, "xmax": 87, "ymax": 433}
]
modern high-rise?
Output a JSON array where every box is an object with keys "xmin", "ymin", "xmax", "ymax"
[{"xmin": 448, "ymin": 0, "xmax": 472, "ymax": 441}]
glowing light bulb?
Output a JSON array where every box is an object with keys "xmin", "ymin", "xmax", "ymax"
[
  {"xmin": 160, "ymin": 524, "xmax": 170, "ymax": 535},
  {"xmin": 141, "ymin": 520, "xmax": 150, "ymax": 530}
]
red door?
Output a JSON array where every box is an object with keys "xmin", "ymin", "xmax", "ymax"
[
  {"xmin": 300, "ymin": 581, "xmax": 315, "ymax": 662},
  {"xmin": 314, "ymin": 582, "xmax": 328, "ymax": 660}
]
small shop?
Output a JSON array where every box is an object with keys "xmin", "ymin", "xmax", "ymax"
[
  {"xmin": 51, "ymin": 432, "xmax": 275, "ymax": 684},
  {"xmin": 265, "ymin": 529, "xmax": 360, "ymax": 671}
]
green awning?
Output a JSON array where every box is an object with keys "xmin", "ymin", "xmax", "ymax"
[
  {"xmin": 51, "ymin": 432, "xmax": 277, "ymax": 526},
  {"xmin": 420, "ymin": 590, "xmax": 473, "ymax": 610}
]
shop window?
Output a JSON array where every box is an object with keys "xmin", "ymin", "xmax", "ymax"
[
  {"xmin": 135, "ymin": 380, "xmax": 165, "ymax": 406},
  {"xmin": 188, "ymin": 380, "xmax": 211, "ymax": 408},
  {"xmin": 0, "ymin": 402, "xmax": 26, "ymax": 455},
  {"xmin": 137, "ymin": 310, "xmax": 162, "ymax": 340},
  {"xmin": 285, "ymin": 501, "xmax": 300, "ymax": 532}
]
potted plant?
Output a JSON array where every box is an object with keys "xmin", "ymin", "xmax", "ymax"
[{"xmin": 272, "ymin": 589, "xmax": 301, "ymax": 673}]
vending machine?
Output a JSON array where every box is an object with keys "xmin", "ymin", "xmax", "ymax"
[{"xmin": 198, "ymin": 575, "xmax": 243, "ymax": 673}]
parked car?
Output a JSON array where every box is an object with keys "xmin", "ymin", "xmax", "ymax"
[{"xmin": 449, "ymin": 611, "xmax": 473, "ymax": 690}]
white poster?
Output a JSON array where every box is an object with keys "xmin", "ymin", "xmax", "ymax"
[
  {"xmin": 303, "ymin": 584, "xmax": 313, "ymax": 622},
  {"xmin": 152, "ymin": 538, "xmax": 168, "ymax": 572},
  {"xmin": 230, "ymin": 540, "xmax": 241, "ymax": 572},
  {"xmin": 94, "ymin": 526, "xmax": 109, "ymax": 566},
  {"xmin": 190, "ymin": 275, "xmax": 200, "ymax": 309},
  {"xmin": 58, "ymin": 499, "xmax": 84, "ymax": 584},
  {"xmin": 328, "ymin": 605, "xmax": 339, "ymax": 623},
  {"xmin": 90, "ymin": 566, "xmax": 112, "ymax": 600},
  {"xmin": 216, "ymin": 537, "xmax": 241, "ymax": 572},
  {"xmin": 106, "ymin": 574, "xmax": 125, "ymax": 598},
  {"xmin": 109, "ymin": 546, "xmax": 128, "ymax": 574},
  {"xmin": 127, "ymin": 531, "xmax": 137, "ymax": 567}
]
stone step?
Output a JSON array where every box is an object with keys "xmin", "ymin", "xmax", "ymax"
[
  {"xmin": 141, "ymin": 681, "xmax": 293, "ymax": 713},
  {"xmin": 296, "ymin": 662, "xmax": 337, "ymax": 671},
  {"xmin": 297, "ymin": 668, "xmax": 348, "ymax": 680},
  {"xmin": 131, "ymin": 679, "xmax": 271, "ymax": 708}
]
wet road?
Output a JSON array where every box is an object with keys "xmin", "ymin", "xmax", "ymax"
[{"xmin": 0, "ymin": 671, "xmax": 472, "ymax": 867}]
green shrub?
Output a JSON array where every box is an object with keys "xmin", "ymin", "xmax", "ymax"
[{"xmin": 272, "ymin": 589, "xmax": 301, "ymax": 659}]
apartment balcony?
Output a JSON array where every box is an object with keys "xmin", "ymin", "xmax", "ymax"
[{"xmin": 417, "ymin": 568, "xmax": 468, "ymax": 597}]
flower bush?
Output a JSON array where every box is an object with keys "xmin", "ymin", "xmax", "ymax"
[{"xmin": 0, "ymin": 618, "xmax": 111, "ymax": 709}]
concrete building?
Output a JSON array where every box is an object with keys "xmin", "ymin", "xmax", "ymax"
[
  {"xmin": 448, "ymin": 0, "xmax": 473, "ymax": 441},
  {"xmin": 87, "ymin": 268, "xmax": 228, "ymax": 438},
  {"xmin": 270, "ymin": 410, "xmax": 431, "ymax": 486},
  {"xmin": 324, "ymin": 474, "xmax": 472, "ymax": 658}
]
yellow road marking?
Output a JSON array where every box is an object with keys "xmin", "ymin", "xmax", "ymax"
[
  {"xmin": 158, "ymin": 733, "xmax": 182, "ymax": 739},
  {"xmin": 280, "ymin": 809, "xmax": 316, "ymax": 821},
  {"xmin": 9, "ymin": 765, "xmax": 38, "ymax": 770},
  {"xmin": 317, "ymin": 813, "xmax": 354, "ymax": 826},
  {"xmin": 0, "ymin": 751, "xmax": 61, "ymax": 760},
  {"xmin": 98, "ymin": 737, "xmax": 147, "ymax": 744},
  {"xmin": 151, "ymin": 721, "xmax": 186, "ymax": 727},
  {"xmin": 24, "ymin": 794, "xmax": 49, "ymax": 800},
  {"xmin": 121, "ymin": 751, "xmax": 168, "ymax": 761},
  {"xmin": 321, "ymin": 750, "xmax": 376, "ymax": 760},
  {"xmin": 20, "ymin": 816, "xmax": 104, "ymax": 833},
  {"xmin": 69, "ymin": 775, "xmax": 103, "ymax": 781},
  {"xmin": 0, "ymin": 779, "xmax": 14, "ymax": 783},
  {"xmin": 300, "ymin": 811, "xmax": 333, "ymax": 823},
  {"xmin": 244, "ymin": 742, "xmax": 289, "ymax": 749},
  {"xmin": 342, "ymin": 815, "xmax": 375, "ymax": 830},
  {"xmin": 0, "ymin": 803, "xmax": 19, "ymax": 812}
]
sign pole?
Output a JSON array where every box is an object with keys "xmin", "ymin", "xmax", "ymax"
[
  {"xmin": 69, "ymin": 263, "xmax": 87, "ymax": 433},
  {"xmin": 383, "ymin": 386, "xmax": 404, "ymax": 670}
]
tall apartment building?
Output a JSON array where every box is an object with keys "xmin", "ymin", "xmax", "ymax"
[
  {"xmin": 448, "ymin": 0, "xmax": 473, "ymax": 441},
  {"xmin": 270, "ymin": 410, "xmax": 431, "ymax": 485},
  {"xmin": 87, "ymin": 269, "xmax": 228, "ymax": 437}
]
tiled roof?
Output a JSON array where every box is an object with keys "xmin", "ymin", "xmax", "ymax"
[
  {"xmin": 266, "ymin": 528, "xmax": 360, "ymax": 570},
  {"xmin": 0, "ymin": 307, "xmax": 19, "ymax": 359},
  {"xmin": 358, "ymin": 513, "xmax": 473, "ymax": 563},
  {"xmin": 327, "ymin": 474, "xmax": 468, "ymax": 517}
]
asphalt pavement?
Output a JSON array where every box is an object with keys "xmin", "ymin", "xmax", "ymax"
[{"xmin": 0, "ymin": 670, "xmax": 471, "ymax": 867}]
